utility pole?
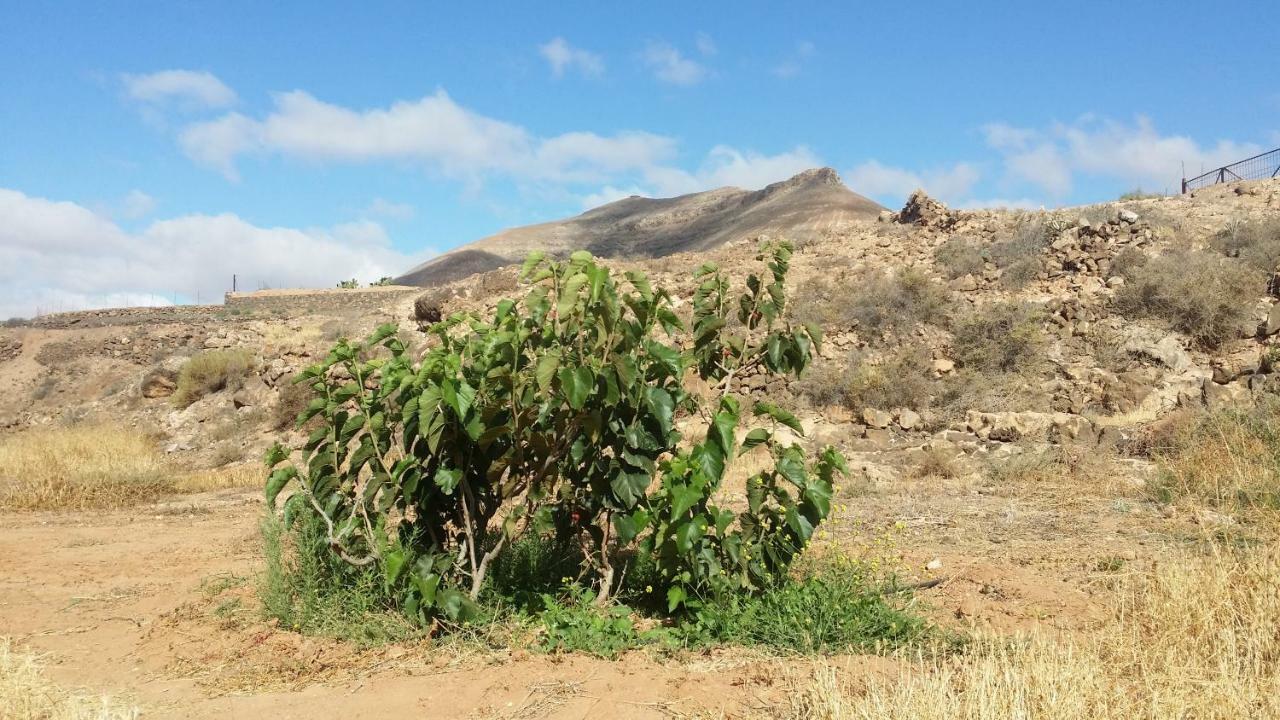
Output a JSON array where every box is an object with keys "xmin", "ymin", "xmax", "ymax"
[{"xmin": 233, "ymin": 274, "xmax": 237, "ymax": 293}]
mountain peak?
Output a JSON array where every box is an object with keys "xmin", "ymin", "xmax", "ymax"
[{"xmin": 395, "ymin": 168, "xmax": 884, "ymax": 287}]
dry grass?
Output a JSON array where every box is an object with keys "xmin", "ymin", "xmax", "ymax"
[
  {"xmin": 1113, "ymin": 250, "xmax": 1260, "ymax": 350},
  {"xmin": 1146, "ymin": 402, "xmax": 1280, "ymax": 516},
  {"xmin": 0, "ymin": 425, "xmax": 171, "ymax": 511},
  {"xmin": 172, "ymin": 463, "xmax": 263, "ymax": 493},
  {"xmin": 0, "ymin": 426, "xmax": 262, "ymax": 511},
  {"xmin": 784, "ymin": 540, "xmax": 1280, "ymax": 719},
  {"xmin": 0, "ymin": 638, "xmax": 138, "ymax": 719}
]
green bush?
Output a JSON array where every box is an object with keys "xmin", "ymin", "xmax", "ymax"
[
  {"xmin": 265, "ymin": 244, "xmax": 846, "ymax": 627},
  {"xmin": 951, "ymin": 301, "xmax": 1045, "ymax": 374},
  {"xmin": 172, "ymin": 348, "xmax": 255, "ymax": 408},
  {"xmin": 1114, "ymin": 251, "xmax": 1260, "ymax": 350}
]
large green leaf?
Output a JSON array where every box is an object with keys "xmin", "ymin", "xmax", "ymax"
[{"xmin": 753, "ymin": 401, "xmax": 804, "ymax": 435}]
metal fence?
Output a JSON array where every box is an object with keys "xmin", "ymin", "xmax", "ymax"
[{"xmin": 1182, "ymin": 147, "xmax": 1280, "ymax": 192}]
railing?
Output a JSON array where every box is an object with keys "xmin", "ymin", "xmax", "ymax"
[{"xmin": 1182, "ymin": 147, "xmax": 1280, "ymax": 192}]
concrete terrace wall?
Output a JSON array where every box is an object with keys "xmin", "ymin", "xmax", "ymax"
[{"xmin": 222, "ymin": 286, "xmax": 420, "ymax": 315}]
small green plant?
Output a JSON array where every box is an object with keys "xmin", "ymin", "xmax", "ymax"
[
  {"xmin": 172, "ymin": 348, "xmax": 256, "ymax": 408},
  {"xmin": 371, "ymin": 277, "xmax": 395, "ymax": 287},
  {"xmin": 265, "ymin": 243, "xmax": 844, "ymax": 627},
  {"xmin": 336, "ymin": 279, "xmax": 359, "ymax": 289}
]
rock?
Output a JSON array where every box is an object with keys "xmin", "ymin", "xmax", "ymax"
[
  {"xmin": 1117, "ymin": 209, "xmax": 1139, "ymax": 224},
  {"xmin": 1106, "ymin": 276, "xmax": 1125, "ymax": 288},
  {"xmin": 932, "ymin": 358, "xmax": 955, "ymax": 374},
  {"xmin": 862, "ymin": 407, "xmax": 893, "ymax": 429},
  {"xmin": 1263, "ymin": 303, "xmax": 1280, "ymax": 336},
  {"xmin": 950, "ymin": 274, "xmax": 979, "ymax": 292},
  {"xmin": 232, "ymin": 377, "xmax": 272, "ymax": 409},
  {"xmin": 896, "ymin": 408, "xmax": 922, "ymax": 431},
  {"xmin": 0, "ymin": 336, "xmax": 22, "ymax": 363},
  {"xmin": 895, "ymin": 189, "xmax": 951, "ymax": 226},
  {"xmin": 925, "ymin": 558, "xmax": 943, "ymax": 572},
  {"xmin": 1203, "ymin": 378, "xmax": 1251, "ymax": 411},
  {"xmin": 1120, "ymin": 328, "xmax": 1192, "ymax": 371},
  {"xmin": 141, "ymin": 371, "xmax": 177, "ymax": 399},
  {"xmin": 861, "ymin": 428, "xmax": 893, "ymax": 448}
]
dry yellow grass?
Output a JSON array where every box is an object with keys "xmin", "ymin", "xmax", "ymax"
[
  {"xmin": 0, "ymin": 425, "xmax": 171, "ymax": 511},
  {"xmin": 0, "ymin": 426, "xmax": 263, "ymax": 511},
  {"xmin": 0, "ymin": 638, "xmax": 138, "ymax": 719},
  {"xmin": 172, "ymin": 463, "xmax": 263, "ymax": 493},
  {"xmin": 1151, "ymin": 405, "xmax": 1280, "ymax": 516},
  {"xmin": 785, "ymin": 541, "xmax": 1280, "ymax": 720}
]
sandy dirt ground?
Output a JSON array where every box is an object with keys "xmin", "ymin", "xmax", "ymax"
[{"xmin": 0, "ymin": 462, "xmax": 1193, "ymax": 719}]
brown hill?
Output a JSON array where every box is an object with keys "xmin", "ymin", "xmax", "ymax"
[{"xmin": 394, "ymin": 167, "xmax": 884, "ymax": 287}]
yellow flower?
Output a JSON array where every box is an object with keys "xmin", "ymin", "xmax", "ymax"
[{"xmin": 645, "ymin": 585, "xmax": 653, "ymax": 593}]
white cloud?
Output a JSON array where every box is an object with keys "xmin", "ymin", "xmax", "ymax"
[
  {"xmin": 365, "ymin": 198, "xmax": 416, "ymax": 221},
  {"xmin": 121, "ymin": 69, "xmax": 237, "ymax": 110},
  {"xmin": 642, "ymin": 42, "xmax": 708, "ymax": 86},
  {"xmin": 985, "ymin": 116, "xmax": 1263, "ymax": 197},
  {"xmin": 0, "ymin": 188, "xmax": 419, "ymax": 319},
  {"xmin": 120, "ymin": 190, "xmax": 157, "ymax": 220},
  {"xmin": 844, "ymin": 160, "xmax": 980, "ymax": 204},
  {"xmin": 179, "ymin": 90, "xmax": 677, "ymax": 184},
  {"xmin": 538, "ymin": 37, "xmax": 605, "ymax": 78}
]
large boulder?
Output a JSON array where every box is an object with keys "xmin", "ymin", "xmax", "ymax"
[{"xmin": 895, "ymin": 189, "xmax": 951, "ymax": 227}]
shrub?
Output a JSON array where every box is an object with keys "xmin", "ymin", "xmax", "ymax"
[
  {"xmin": 265, "ymin": 244, "xmax": 846, "ymax": 626},
  {"xmin": 1114, "ymin": 251, "xmax": 1260, "ymax": 350},
  {"xmin": 951, "ymin": 301, "xmax": 1045, "ymax": 374},
  {"xmin": 1212, "ymin": 218, "xmax": 1280, "ymax": 273},
  {"xmin": 1, "ymin": 638, "xmax": 138, "ymax": 719},
  {"xmin": 796, "ymin": 344, "xmax": 935, "ymax": 414},
  {"xmin": 271, "ymin": 375, "xmax": 313, "ymax": 431},
  {"xmin": 793, "ymin": 269, "xmax": 950, "ymax": 339},
  {"xmin": 934, "ymin": 238, "xmax": 986, "ymax": 279},
  {"xmin": 989, "ymin": 219, "xmax": 1052, "ymax": 289},
  {"xmin": 172, "ymin": 348, "xmax": 256, "ymax": 408},
  {"xmin": 1118, "ymin": 188, "xmax": 1163, "ymax": 201}
]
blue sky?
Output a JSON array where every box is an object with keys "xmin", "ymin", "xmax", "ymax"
[{"xmin": 1, "ymin": 1, "xmax": 1277, "ymax": 317}]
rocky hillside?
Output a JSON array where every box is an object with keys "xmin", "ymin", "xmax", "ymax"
[
  {"xmin": 394, "ymin": 167, "xmax": 884, "ymax": 287},
  {"xmin": 2, "ymin": 178, "xmax": 1280, "ymax": 485}
]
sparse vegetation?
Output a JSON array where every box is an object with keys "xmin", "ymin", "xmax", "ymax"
[
  {"xmin": 785, "ymin": 540, "xmax": 1280, "ymax": 719},
  {"xmin": 796, "ymin": 343, "xmax": 935, "ymax": 414},
  {"xmin": 270, "ymin": 375, "xmax": 313, "ymax": 431},
  {"xmin": 951, "ymin": 301, "xmax": 1045, "ymax": 374},
  {"xmin": 336, "ymin": 279, "xmax": 359, "ymax": 289},
  {"xmin": 793, "ymin": 269, "xmax": 950, "ymax": 338},
  {"xmin": 1212, "ymin": 218, "xmax": 1280, "ymax": 274},
  {"xmin": 172, "ymin": 348, "xmax": 256, "ymax": 408},
  {"xmin": 1114, "ymin": 251, "xmax": 1260, "ymax": 349},
  {"xmin": 1118, "ymin": 188, "xmax": 1164, "ymax": 201},
  {"xmin": 1146, "ymin": 400, "xmax": 1280, "ymax": 516},
  {"xmin": 988, "ymin": 217, "xmax": 1052, "ymax": 289},
  {"xmin": 1, "ymin": 638, "xmax": 139, "ymax": 719}
]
